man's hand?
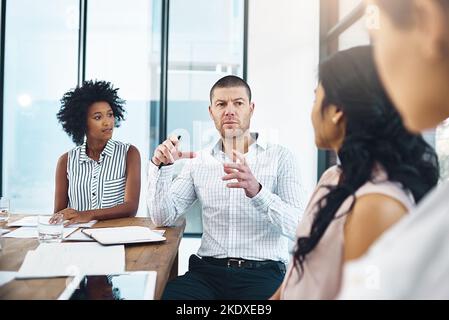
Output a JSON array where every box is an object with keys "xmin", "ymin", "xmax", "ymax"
[
  {"xmin": 222, "ymin": 150, "xmax": 261, "ymax": 198},
  {"xmin": 51, "ymin": 208, "xmax": 93, "ymax": 227},
  {"xmin": 151, "ymin": 135, "xmax": 196, "ymax": 167}
]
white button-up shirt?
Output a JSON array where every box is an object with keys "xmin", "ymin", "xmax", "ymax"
[{"xmin": 147, "ymin": 134, "xmax": 305, "ymax": 264}]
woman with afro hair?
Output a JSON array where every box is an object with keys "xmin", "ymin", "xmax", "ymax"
[{"xmin": 51, "ymin": 80, "xmax": 141, "ymax": 226}]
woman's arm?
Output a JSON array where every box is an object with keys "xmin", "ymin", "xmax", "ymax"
[
  {"xmin": 60, "ymin": 145, "xmax": 141, "ymax": 225},
  {"xmin": 343, "ymin": 193, "xmax": 408, "ymax": 261},
  {"xmin": 54, "ymin": 153, "xmax": 69, "ymax": 213}
]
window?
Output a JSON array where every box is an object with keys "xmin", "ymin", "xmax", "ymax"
[
  {"xmin": 318, "ymin": 0, "xmax": 367, "ymax": 177},
  {"xmin": 167, "ymin": 0, "xmax": 245, "ymax": 151},
  {"xmin": 338, "ymin": 16, "xmax": 369, "ymax": 50},
  {"xmin": 85, "ymin": 0, "xmax": 161, "ymax": 215},
  {"xmin": 1, "ymin": 0, "xmax": 247, "ymax": 228},
  {"xmin": 166, "ymin": 0, "xmax": 245, "ymax": 234},
  {"xmin": 2, "ymin": 0, "xmax": 79, "ymax": 213}
]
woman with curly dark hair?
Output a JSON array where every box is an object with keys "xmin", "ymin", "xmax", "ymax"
[
  {"xmin": 51, "ymin": 80, "xmax": 141, "ymax": 226},
  {"xmin": 270, "ymin": 46, "xmax": 439, "ymax": 299}
]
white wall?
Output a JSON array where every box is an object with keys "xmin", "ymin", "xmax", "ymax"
[{"xmin": 247, "ymin": 0, "xmax": 320, "ymax": 197}]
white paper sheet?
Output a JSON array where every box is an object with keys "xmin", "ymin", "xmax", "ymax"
[
  {"xmin": 16, "ymin": 242, "xmax": 125, "ymax": 278},
  {"xmin": 0, "ymin": 271, "xmax": 17, "ymax": 287},
  {"xmin": 8, "ymin": 216, "xmax": 97, "ymax": 229},
  {"xmin": 3, "ymin": 226, "xmax": 78, "ymax": 239},
  {"xmin": 0, "ymin": 229, "xmax": 10, "ymax": 235},
  {"xmin": 7, "ymin": 216, "xmax": 39, "ymax": 227},
  {"xmin": 153, "ymin": 229, "xmax": 166, "ymax": 236}
]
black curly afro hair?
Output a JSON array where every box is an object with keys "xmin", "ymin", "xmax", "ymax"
[{"xmin": 57, "ymin": 80, "xmax": 126, "ymax": 145}]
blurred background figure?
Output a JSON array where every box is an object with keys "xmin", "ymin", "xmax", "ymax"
[{"xmin": 338, "ymin": 0, "xmax": 449, "ymax": 299}]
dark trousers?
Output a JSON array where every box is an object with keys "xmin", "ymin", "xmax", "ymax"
[{"xmin": 162, "ymin": 254, "xmax": 286, "ymax": 300}]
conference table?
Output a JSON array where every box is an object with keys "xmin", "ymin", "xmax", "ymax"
[{"xmin": 0, "ymin": 214, "xmax": 186, "ymax": 300}]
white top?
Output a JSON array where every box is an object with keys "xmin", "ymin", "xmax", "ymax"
[
  {"xmin": 338, "ymin": 181, "xmax": 449, "ymax": 299},
  {"xmin": 146, "ymin": 134, "xmax": 305, "ymax": 263}
]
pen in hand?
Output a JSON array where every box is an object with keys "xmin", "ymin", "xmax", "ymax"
[{"xmin": 159, "ymin": 135, "xmax": 182, "ymax": 169}]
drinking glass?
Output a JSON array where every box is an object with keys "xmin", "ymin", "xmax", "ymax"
[{"xmin": 38, "ymin": 215, "xmax": 63, "ymax": 243}]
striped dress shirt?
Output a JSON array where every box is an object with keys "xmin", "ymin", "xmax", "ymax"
[
  {"xmin": 147, "ymin": 134, "xmax": 305, "ymax": 264},
  {"xmin": 67, "ymin": 139, "xmax": 130, "ymax": 211}
]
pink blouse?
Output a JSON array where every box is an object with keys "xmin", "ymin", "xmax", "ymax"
[{"xmin": 280, "ymin": 165, "xmax": 415, "ymax": 300}]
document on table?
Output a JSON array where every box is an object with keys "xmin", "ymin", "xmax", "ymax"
[
  {"xmin": 3, "ymin": 226, "xmax": 78, "ymax": 239},
  {"xmin": 82, "ymin": 226, "xmax": 166, "ymax": 245},
  {"xmin": 8, "ymin": 216, "xmax": 97, "ymax": 228},
  {"xmin": 16, "ymin": 242, "xmax": 125, "ymax": 279},
  {"xmin": 66, "ymin": 228, "xmax": 165, "ymax": 243},
  {"xmin": 0, "ymin": 271, "xmax": 17, "ymax": 287}
]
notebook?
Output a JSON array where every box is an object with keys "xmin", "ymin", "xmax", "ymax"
[{"xmin": 82, "ymin": 226, "xmax": 166, "ymax": 245}]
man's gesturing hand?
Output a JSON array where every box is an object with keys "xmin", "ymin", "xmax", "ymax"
[
  {"xmin": 152, "ymin": 135, "xmax": 196, "ymax": 167},
  {"xmin": 222, "ymin": 150, "xmax": 261, "ymax": 198}
]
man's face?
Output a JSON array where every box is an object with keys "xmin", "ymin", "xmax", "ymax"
[
  {"xmin": 209, "ymin": 86, "xmax": 254, "ymax": 139},
  {"xmin": 370, "ymin": 0, "xmax": 449, "ymax": 132}
]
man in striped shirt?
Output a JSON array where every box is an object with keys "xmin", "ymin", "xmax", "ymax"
[{"xmin": 147, "ymin": 75, "xmax": 305, "ymax": 300}]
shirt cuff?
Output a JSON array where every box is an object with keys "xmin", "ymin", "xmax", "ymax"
[
  {"xmin": 250, "ymin": 184, "xmax": 275, "ymax": 211},
  {"xmin": 148, "ymin": 161, "xmax": 175, "ymax": 180}
]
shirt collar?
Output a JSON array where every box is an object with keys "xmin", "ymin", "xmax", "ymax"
[
  {"xmin": 79, "ymin": 139, "xmax": 115, "ymax": 163},
  {"xmin": 210, "ymin": 132, "xmax": 266, "ymax": 155}
]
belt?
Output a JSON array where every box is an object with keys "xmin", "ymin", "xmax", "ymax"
[{"xmin": 201, "ymin": 257, "xmax": 282, "ymax": 269}]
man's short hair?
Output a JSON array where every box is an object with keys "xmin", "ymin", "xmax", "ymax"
[{"xmin": 209, "ymin": 75, "xmax": 252, "ymax": 102}]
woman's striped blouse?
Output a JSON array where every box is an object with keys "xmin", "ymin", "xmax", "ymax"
[{"xmin": 67, "ymin": 139, "xmax": 130, "ymax": 211}]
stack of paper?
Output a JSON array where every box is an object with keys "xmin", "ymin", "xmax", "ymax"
[
  {"xmin": 8, "ymin": 216, "xmax": 97, "ymax": 228},
  {"xmin": 3, "ymin": 226, "xmax": 78, "ymax": 239},
  {"xmin": 17, "ymin": 242, "xmax": 125, "ymax": 278},
  {"xmin": 4, "ymin": 216, "xmax": 97, "ymax": 239}
]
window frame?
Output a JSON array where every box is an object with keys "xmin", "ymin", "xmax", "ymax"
[
  {"xmin": 0, "ymin": 0, "xmax": 6, "ymax": 197},
  {"xmin": 0, "ymin": 0, "xmax": 249, "ymax": 199},
  {"xmin": 317, "ymin": 0, "xmax": 366, "ymax": 179}
]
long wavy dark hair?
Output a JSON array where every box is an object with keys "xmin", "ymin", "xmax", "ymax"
[{"xmin": 293, "ymin": 46, "xmax": 439, "ymax": 276}]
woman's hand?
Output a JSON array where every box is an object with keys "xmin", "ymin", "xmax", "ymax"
[{"xmin": 51, "ymin": 208, "xmax": 94, "ymax": 226}]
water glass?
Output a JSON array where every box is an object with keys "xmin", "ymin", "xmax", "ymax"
[
  {"xmin": 0, "ymin": 197, "xmax": 10, "ymax": 224},
  {"xmin": 38, "ymin": 215, "xmax": 63, "ymax": 243},
  {"xmin": 0, "ymin": 198, "xmax": 9, "ymax": 252}
]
